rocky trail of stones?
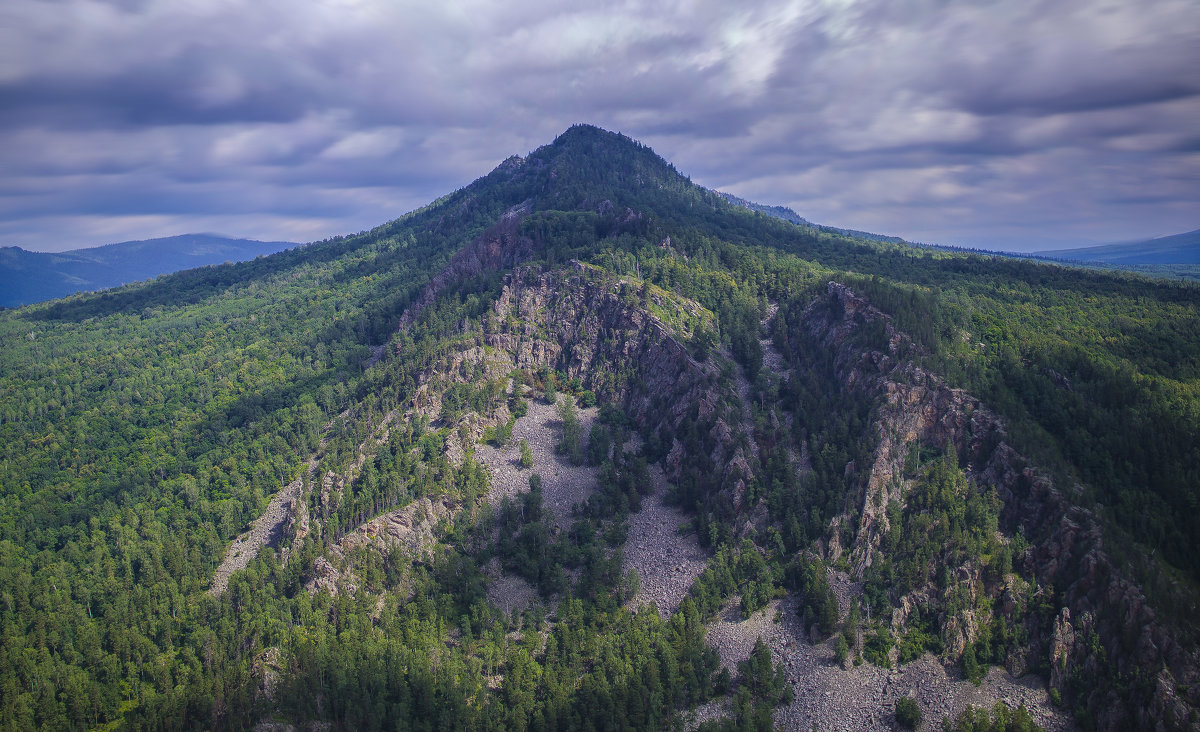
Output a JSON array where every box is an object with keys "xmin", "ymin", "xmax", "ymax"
[
  {"xmin": 476, "ymin": 395, "xmax": 600, "ymax": 530},
  {"xmin": 759, "ymin": 303, "xmax": 790, "ymax": 379},
  {"xmin": 701, "ymin": 593, "xmax": 1074, "ymax": 731},
  {"xmin": 212, "ymin": 404, "xmax": 400, "ymax": 595},
  {"xmin": 209, "ymin": 458, "xmax": 313, "ymax": 596},
  {"xmin": 623, "ymin": 462, "xmax": 709, "ymax": 615},
  {"xmin": 475, "ymin": 394, "xmax": 602, "ymax": 613}
]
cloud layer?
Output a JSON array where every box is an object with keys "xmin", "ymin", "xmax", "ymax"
[{"xmin": 2, "ymin": 0, "xmax": 1197, "ymax": 251}]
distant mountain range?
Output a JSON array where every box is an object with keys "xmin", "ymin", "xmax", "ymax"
[
  {"xmin": 716, "ymin": 192, "xmax": 908, "ymax": 245},
  {"xmin": 0, "ymin": 233, "xmax": 299, "ymax": 307},
  {"xmin": 1035, "ymin": 229, "xmax": 1200, "ymax": 265},
  {"xmin": 718, "ymin": 192, "xmax": 1198, "ymax": 279}
]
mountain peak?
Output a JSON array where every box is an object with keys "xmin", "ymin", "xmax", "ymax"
[
  {"xmin": 543, "ymin": 124, "xmax": 666, "ymax": 169},
  {"xmin": 465, "ymin": 124, "xmax": 703, "ymax": 223},
  {"xmin": 549, "ymin": 123, "xmax": 636, "ymax": 148}
]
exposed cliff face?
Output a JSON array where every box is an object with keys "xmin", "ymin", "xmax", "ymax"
[
  {"xmin": 337, "ymin": 495, "xmax": 460, "ymax": 558},
  {"xmin": 801, "ymin": 281, "xmax": 1199, "ymax": 731},
  {"xmin": 283, "ymin": 254, "xmax": 1197, "ymax": 729},
  {"xmin": 288, "ymin": 261, "xmax": 751, "ymax": 592},
  {"xmin": 486, "ymin": 263, "xmax": 753, "ymax": 501}
]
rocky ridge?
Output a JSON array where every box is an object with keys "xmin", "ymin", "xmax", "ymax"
[
  {"xmin": 284, "ymin": 261, "xmax": 730, "ymax": 602},
  {"xmin": 221, "ymin": 255, "xmax": 1198, "ymax": 728},
  {"xmin": 804, "ymin": 281, "xmax": 1200, "ymax": 729},
  {"xmin": 209, "ymin": 466, "xmax": 307, "ymax": 596},
  {"xmin": 486, "ymin": 264, "xmax": 757, "ymax": 511}
]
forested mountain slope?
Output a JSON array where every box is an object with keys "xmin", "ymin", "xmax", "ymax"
[
  {"xmin": 0, "ymin": 234, "xmax": 299, "ymax": 307},
  {"xmin": 717, "ymin": 191, "xmax": 908, "ymax": 244},
  {"xmin": 1, "ymin": 125, "xmax": 1198, "ymax": 730}
]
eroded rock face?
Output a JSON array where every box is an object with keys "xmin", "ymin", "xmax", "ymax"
[
  {"xmin": 488, "ymin": 264, "xmax": 751, "ymax": 503},
  {"xmin": 337, "ymin": 495, "xmax": 459, "ymax": 558},
  {"xmin": 800, "ymin": 281, "xmax": 1200, "ymax": 730},
  {"xmin": 300, "ymin": 262, "xmax": 750, "ymax": 594},
  {"xmin": 294, "ymin": 260, "xmax": 1195, "ymax": 728}
]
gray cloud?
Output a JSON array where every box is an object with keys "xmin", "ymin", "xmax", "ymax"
[{"xmin": 0, "ymin": 0, "xmax": 1196, "ymax": 252}]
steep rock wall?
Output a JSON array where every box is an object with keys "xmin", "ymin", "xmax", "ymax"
[
  {"xmin": 486, "ymin": 263, "xmax": 754, "ymax": 503},
  {"xmin": 801, "ymin": 281, "xmax": 1199, "ymax": 730}
]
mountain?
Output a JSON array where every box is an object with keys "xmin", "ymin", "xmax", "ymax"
[
  {"xmin": 720, "ymin": 194, "xmax": 1200, "ymax": 281},
  {"xmin": 1, "ymin": 124, "xmax": 1198, "ymax": 730},
  {"xmin": 718, "ymin": 191, "xmax": 909, "ymax": 244},
  {"xmin": 1037, "ymin": 229, "xmax": 1200, "ymax": 265},
  {"xmin": 1025, "ymin": 229, "xmax": 1200, "ymax": 281},
  {"xmin": 0, "ymin": 233, "xmax": 299, "ymax": 307},
  {"xmin": 718, "ymin": 192, "xmax": 815, "ymax": 227}
]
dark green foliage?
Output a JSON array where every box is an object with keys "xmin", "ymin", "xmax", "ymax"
[
  {"xmin": 322, "ymin": 421, "xmax": 484, "ymax": 541},
  {"xmin": 890, "ymin": 454, "xmax": 999, "ymax": 592},
  {"xmin": 762, "ymin": 311, "xmax": 878, "ymax": 550},
  {"xmin": 584, "ymin": 449, "xmax": 652, "ymax": 520},
  {"xmin": 587, "ymin": 422, "xmax": 611, "ymax": 466},
  {"xmin": 493, "ymin": 482, "xmax": 567, "ymax": 595},
  {"xmin": 0, "ymin": 205, "xmax": 492, "ymax": 728},
  {"xmin": 738, "ymin": 638, "xmax": 793, "ymax": 706},
  {"xmin": 859, "ymin": 447, "xmax": 1017, "ymax": 674},
  {"xmin": 784, "ymin": 555, "xmax": 839, "ymax": 638},
  {"xmin": 690, "ymin": 326, "xmax": 716, "ymax": 361},
  {"xmin": 896, "ymin": 696, "xmax": 922, "ymax": 729},
  {"xmin": 942, "ymin": 703, "xmax": 1045, "ymax": 732},
  {"xmin": 487, "ymin": 433, "xmax": 651, "ymax": 606},
  {"xmin": 482, "ymin": 417, "xmax": 515, "ymax": 447},
  {"xmin": 964, "ymin": 642, "xmax": 983, "ymax": 684},
  {"xmin": 863, "ymin": 626, "xmax": 895, "ymax": 668},
  {"xmin": 0, "ymin": 123, "xmax": 1196, "ymax": 730},
  {"xmin": 273, "ymin": 548, "xmax": 722, "ymax": 732},
  {"xmin": 840, "ymin": 601, "xmax": 863, "ymax": 666},
  {"xmin": 898, "ymin": 618, "xmax": 943, "ymax": 663},
  {"xmin": 846, "ymin": 271, "xmax": 1200, "ymax": 585},
  {"xmin": 555, "ymin": 396, "xmax": 584, "ymax": 465},
  {"xmin": 834, "ymin": 634, "xmax": 850, "ymax": 665},
  {"xmin": 689, "ymin": 541, "xmax": 778, "ymax": 620},
  {"xmin": 598, "ymin": 402, "xmax": 630, "ymax": 427},
  {"xmin": 697, "ymin": 638, "xmax": 792, "ymax": 732},
  {"xmin": 721, "ymin": 297, "xmax": 763, "ymax": 377}
]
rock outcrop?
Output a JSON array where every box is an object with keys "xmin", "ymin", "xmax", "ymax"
[
  {"xmin": 799, "ymin": 281, "xmax": 1200, "ymax": 730},
  {"xmin": 486, "ymin": 263, "xmax": 752, "ymax": 502}
]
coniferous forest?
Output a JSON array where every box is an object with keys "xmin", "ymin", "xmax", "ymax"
[{"xmin": 1, "ymin": 125, "xmax": 1198, "ymax": 730}]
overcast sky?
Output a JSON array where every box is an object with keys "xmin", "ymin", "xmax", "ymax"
[{"xmin": 2, "ymin": 0, "xmax": 1197, "ymax": 253}]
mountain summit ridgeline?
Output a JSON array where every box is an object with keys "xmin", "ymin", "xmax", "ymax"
[{"xmin": 1, "ymin": 124, "xmax": 1198, "ymax": 731}]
